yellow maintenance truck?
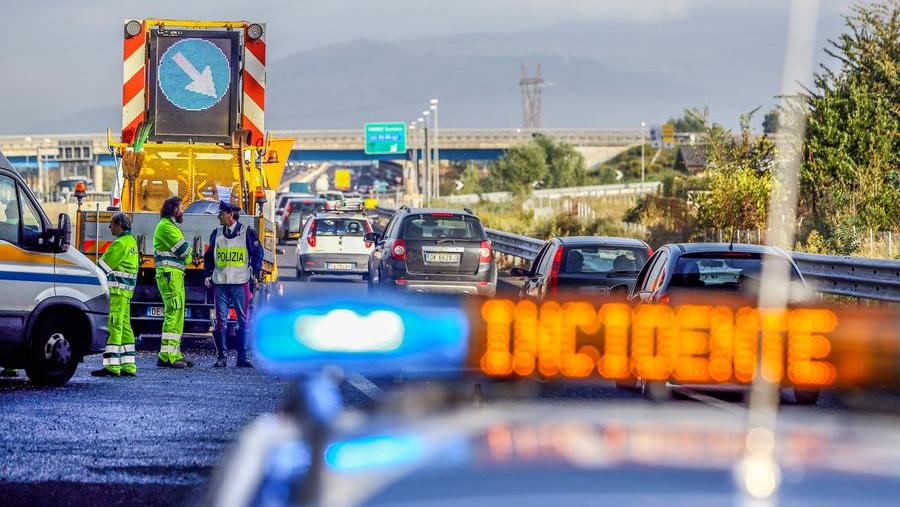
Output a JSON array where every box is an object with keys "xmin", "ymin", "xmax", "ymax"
[{"xmin": 74, "ymin": 19, "xmax": 292, "ymax": 336}]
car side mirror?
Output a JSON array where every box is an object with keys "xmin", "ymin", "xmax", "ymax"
[
  {"xmin": 54, "ymin": 213, "xmax": 71, "ymax": 253},
  {"xmin": 364, "ymin": 232, "xmax": 380, "ymax": 243},
  {"xmin": 510, "ymin": 266, "xmax": 529, "ymax": 277}
]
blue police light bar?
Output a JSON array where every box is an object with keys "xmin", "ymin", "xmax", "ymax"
[{"xmin": 253, "ymin": 293, "xmax": 470, "ymax": 377}]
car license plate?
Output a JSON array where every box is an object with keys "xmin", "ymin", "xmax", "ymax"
[
  {"xmin": 147, "ymin": 307, "xmax": 165, "ymax": 317},
  {"xmin": 327, "ymin": 263, "xmax": 354, "ymax": 270},
  {"xmin": 425, "ymin": 253, "xmax": 460, "ymax": 264}
]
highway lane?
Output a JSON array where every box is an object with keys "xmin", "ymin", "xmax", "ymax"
[{"xmin": 0, "ymin": 244, "xmax": 846, "ymax": 507}]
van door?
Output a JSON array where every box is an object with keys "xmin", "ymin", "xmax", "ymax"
[{"xmin": 0, "ymin": 175, "xmax": 54, "ymax": 344}]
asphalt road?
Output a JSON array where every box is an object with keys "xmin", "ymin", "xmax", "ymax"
[{"xmin": 0, "ymin": 244, "xmax": 851, "ymax": 506}]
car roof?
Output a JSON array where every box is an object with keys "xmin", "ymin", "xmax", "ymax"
[
  {"xmin": 402, "ymin": 208, "xmax": 477, "ymax": 217},
  {"xmin": 556, "ymin": 236, "xmax": 648, "ymax": 248},
  {"xmin": 0, "ymin": 149, "xmax": 17, "ymax": 174},
  {"xmin": 668, "ymin": 242, "xmax": 787, "ymax": 256},
  {"xmin": 313, "ymin": 212, "xmax": 369, "ymax": 220}
]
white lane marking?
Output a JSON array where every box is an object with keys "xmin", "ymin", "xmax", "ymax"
[
  {"xmin": 671, "ymin": 386, "xmax": 746, "ymax": 415},
  {"xmin": 347, "ymin": 373, "xmax": 383, "ymax": 400}
]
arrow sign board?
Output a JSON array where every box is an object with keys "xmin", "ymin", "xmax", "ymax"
[
  {"xmin": 148, "ymin": 29, "xmax": 240, "ymax": 143},
  {"xmin": 364, "ymin": 123, "xmax": 407, "ymax": 155}
]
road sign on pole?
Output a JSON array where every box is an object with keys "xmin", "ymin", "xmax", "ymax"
[
  {"xmin": 364, "ymin": 123, "xmax": 407, "ymax": 155},
  {"xmin": 662, "ymin": 122, "xmax": 676, "ymax": 148}
]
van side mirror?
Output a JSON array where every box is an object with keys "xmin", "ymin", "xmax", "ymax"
[
  {"xmin": 364, "ymin": 232, "xmax": 380, "ymax": 243},
  {"xmin": 54, "ymin": 213, "xmax": 71, "ymax": 253}
]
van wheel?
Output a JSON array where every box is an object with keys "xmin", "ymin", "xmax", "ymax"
[{"xmin": 25, "ymin": 322, "xmax": 79, "ymax": 386}]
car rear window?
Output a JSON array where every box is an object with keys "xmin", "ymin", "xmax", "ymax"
[
  {"xmin": 401, "ymin": 214, "xmax": 485, "ymax": 240},
  {"xmin": 670, "ymin": 252, "xmax": 800, "ymax": 292},
  {"xmin": 563, "ymin": 246, "xmax": 649, "ymax": 274},
  {"xmin": 290, "ymin": 201, "xmax": 326, "ymax": 214},
  {"xmin": 313, "ymin": 218, "xmax": 368, "ymax": 236}
]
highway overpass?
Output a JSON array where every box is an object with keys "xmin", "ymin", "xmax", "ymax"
[{"xmin": 0, "ymin": 128, "xmax": 642, "ymax": 167}]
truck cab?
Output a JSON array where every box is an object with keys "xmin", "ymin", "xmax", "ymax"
[{"xmin": 0, "ymin": 149, "xmax": 109, "ymax": 386}]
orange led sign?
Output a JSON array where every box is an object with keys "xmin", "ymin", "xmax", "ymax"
[{"xmin": 478, "ymin": 300, "xmax": 843, "ymax": 387}]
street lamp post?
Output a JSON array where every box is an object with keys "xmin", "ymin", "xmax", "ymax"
[
  {"xmin": 640, "ymin": 121, "xmax": 646, "ymax": 183},
  {"xmin": 430, "ymin": 99, "xmax": 439, "ymax": 199},
  {"xmin": 422, "ymin": 110, "xmax": 431, "ymax": 204},
  {"xmin": 409, "ymin": 122, "xmax": 419, "ymax": 196}
]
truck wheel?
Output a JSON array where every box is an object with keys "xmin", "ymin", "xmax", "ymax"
[{"xmin": 25, "ymin": 321, "xmax": 80, "ymax": 386}]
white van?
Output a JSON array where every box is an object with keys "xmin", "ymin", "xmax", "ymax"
[{"xmin": 0, "ymin": 149, "xmax": 109, "ymax": 386}]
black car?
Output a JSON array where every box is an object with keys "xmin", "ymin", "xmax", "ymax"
[
  {"xmin": 629, "ymin": 242, "xmax": 810, "ymax": 305},
  {"xmin": 514, "ymin": 236, "xmax": 651, "ymax": 301},
  {"xmin": 280, "ymin": 197, "xmax": 326, "ymax": 242},
  {"xmin": 366, "ymin": 207, "xmax": 497, "ymax": 297}
]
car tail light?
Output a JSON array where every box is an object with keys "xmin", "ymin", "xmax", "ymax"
[
  {"xmin": 285, "ymin": 203, "xmax": 292, "ymax": 215},
  {"xmin": 549, "ymin": 247, "xmax": 564, "ymax": 296},
  {"xmin": 647, "ymin": 246, "xmax": 654, "ymax": 257},
  {"xmin": 430, "ymin": 212, "xmax": 455, "ymax": 217},
  {"xmin": 307, "ymin": 220, "xmax": 317, "ymax": 248},
  {"xmin": 364, "ymin": 221, "xmax": 374, "ymax": 248},
  {"xmin": 391, "ymin": 239, "xmax": 407, "ymax": 260},
  {"xmin": 479, "ymin": 240, "xmax": 492, "ymax": 263},
  {"xmin": 658, "ymin": 293, "xmax": 670, "ymax": 305},
  {"xmin": 228, "ymin": 308, "xmax": 237, "ymax": 320},
  {"xmin": 395, "ymin": 278, "xmax": 407, "ymax": 285}
]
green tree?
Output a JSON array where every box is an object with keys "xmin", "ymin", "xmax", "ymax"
[
  {"xmin": 694, "ymin": 110, "xmax": 775, "ymax": 236},
  {"xmin": 668, "ymin": 108, "xmax": 706, "ymax": 132},
  {"xmin": 487, "ymin": 142, "xmax": 547, "ymax": 195},
  {"xmin": 798, "ymin": 0, "xmax": 900, "ymax": 253},
  {"xmin": 533, "ymin": 135, "xmax": 588, "ymax": 188}
]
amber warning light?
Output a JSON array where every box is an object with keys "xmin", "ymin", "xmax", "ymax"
[{"xmin": 472, "ymin": 299, "xmax": 900, "ymax": 389}]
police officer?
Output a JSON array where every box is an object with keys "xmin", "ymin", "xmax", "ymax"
[
  {"xmin": 154, "ymin": 196, "xmax": 194, "ymax": 369},
  {"xmin": 91, "ymin": 213, "xmax": 139, "ymax": 377},
  {"xmin": 204, "ymin": 201, "xmax": 262, "ymax": 368}
]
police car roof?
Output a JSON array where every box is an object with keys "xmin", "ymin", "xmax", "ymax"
[{"xmin": 317, "ymin": 402, "xmax": 900, "ymax": 506}]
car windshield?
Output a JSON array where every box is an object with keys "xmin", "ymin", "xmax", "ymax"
[
  {"xmin": 184, "ymin": 201, "xmax": 216, "ymax": 214},
  {"xmin": 670, "ymin": 253, "xmax": 800, "ymax": 293},
  {"xmin": 402, "ymin": 215, "xmax": 484, "ymax": 240},
  {"xmin": 563, "ymin": 245, "xmax": 648, "ymax": 274},
  {"xmin": 313, "ymin": 218, "xmax": 367, "ymax": 236}
]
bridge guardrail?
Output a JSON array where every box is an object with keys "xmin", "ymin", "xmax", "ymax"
[{"xmin": 371, "ymin": 207, "xmax": 900, "ymax": 302}]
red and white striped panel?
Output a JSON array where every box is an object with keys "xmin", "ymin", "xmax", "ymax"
[
  {"xmin": 242, "ymin": 25, "xmax": 266, "ymax": 147},
  {"xmin": 122, "ymin": 20, "xmax": 146, "ymax": 144}
]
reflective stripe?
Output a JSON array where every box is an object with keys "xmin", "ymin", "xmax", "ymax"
[
  {"xmin": 156, "ymin": 250, "xmax": 178, "ymax": 259},
  {"xmin": 171, "ymin": 239, "xmax": 187, "ymax": 254},
  {"xmin": 108, "ymin": 282, "xmax": 136, "ymax": 292},
  {"xmin": 111, "ymin": 270, "xmax": 137, "ymax": 280},
  {"xmin": 154, "ymin": 258, "xmax": 186, "ymax": 270},
  {"xmin": 103, "ymin": 356, "xmax": 122, "ymax": 366},
  {"xmin": 159, "ymin": 345, "xmax": 178, "ymax": 353},
  {"xmin": 161, "ymin": 332, "xmax": 181, "ymax": 341},
  {"xmin": 98, "ymin": 259, "xmax": 112, "ymax": 275},
  {"xmin": 120, "ymin": 356, "xmax": 136, "ymax": 364},
  {"xmin": 122, "ymin": 344, "xmax": 136, "ymax": 353},
  {"xmin": 105, "ymin": 345, "xmax": 121, "ymax": 354}
]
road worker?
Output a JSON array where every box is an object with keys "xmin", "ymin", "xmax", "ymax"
[
  {"xmin": 91, "ymin": 213, "xmax": 139, "ymax": 377},
  {"xmin": 154, "ymin": 196, "xmax": 193, "ymax": 369},
  {"xmin": 203, "ymin": 201, "xmax": 262, "ymax": 368}
]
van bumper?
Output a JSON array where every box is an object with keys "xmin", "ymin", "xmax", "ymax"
[{"xmin": 86, "ymin": 311, "xmax": 109, "ymax": 355}]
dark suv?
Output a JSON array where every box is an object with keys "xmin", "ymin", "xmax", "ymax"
[{"xmin": 366, "ymin": 207, "xmax": 497, "ymax": 297}]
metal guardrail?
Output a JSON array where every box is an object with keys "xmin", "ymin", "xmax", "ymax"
[{"xmin": 372, "ymin": 207, "xmax": 900, "ymax": 302}]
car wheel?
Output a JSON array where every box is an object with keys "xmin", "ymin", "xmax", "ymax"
[
  {"xmin": 25, "ymin": 321, "xmax": 80, "ymax": 386},
  {"xmin": 297, "ymin": 266, "xmax": 310, "ymax": 282},
  {"xmin": 792, "ymin": 388, "xmax": 820, "ymax": 405}
]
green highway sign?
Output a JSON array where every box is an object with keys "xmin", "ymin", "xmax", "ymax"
[{"xmin": 364, "ymin": 122, "xmax": 407, "ymax": 155}]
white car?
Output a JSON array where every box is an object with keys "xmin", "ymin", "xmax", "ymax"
[{"xmin": 296, "ymin": 211, "xmax": 375, "ymax": 281}]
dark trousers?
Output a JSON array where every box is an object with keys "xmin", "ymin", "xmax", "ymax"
[{"xmin": 213, "ymin": 283, "xmax": 251, "ymax": 361}]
